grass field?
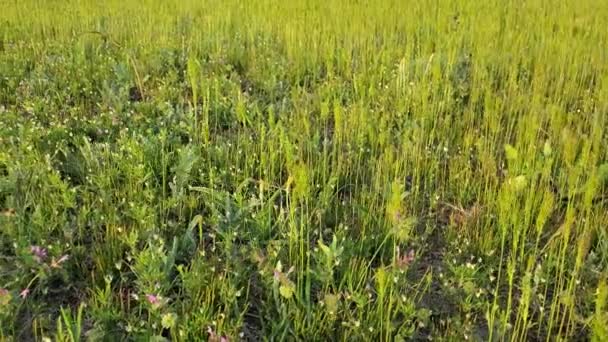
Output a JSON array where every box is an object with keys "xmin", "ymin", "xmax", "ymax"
[{"xmin": 1, "ymin": 0, "xmax": 607, "ymax": 340}]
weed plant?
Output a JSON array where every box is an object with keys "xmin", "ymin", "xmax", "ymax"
[{"xmin": 0, "ymin": 0, "xmax": 607, "ymax": 340}]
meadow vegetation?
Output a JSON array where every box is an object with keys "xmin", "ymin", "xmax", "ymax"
[{"xmin": 1, "ymin": 0, "xmax": 607, "ymax": 340}]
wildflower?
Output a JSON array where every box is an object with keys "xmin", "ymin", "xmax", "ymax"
[
  {"xmin": 395, "ymin": 247, "xmax": 415, "ymax": 270},
  {"xmin": 20, "ymin": 288, "xmax": 30, "ymax": 299},
  {"xmin": 207, "ymin": 327, "xmax": 219, "ymax": 341},
  {"xmin": 30, "ymin": 245, "xmax": 47, "ymax": 263},
  {"xmin": 0, "ymin": 288, "xmax": 10, "ymax": 305},
  {"xmin": 146, "ymin": 294, "xmax": 159, "ymax": 305},
  {"xmin": 51, "ymin": 255, "xmax": 69, "ymax": 268},
  {"xmin": 273, "ymin": 263, "xmax": 294, "ymax": 282},
  {"xmin": 208, "ymin": 326, "xmax": 229, "ymax": 342}
]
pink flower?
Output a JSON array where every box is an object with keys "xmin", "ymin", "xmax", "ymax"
[
  {"xmin": 146, "ymin": 294, "xmax": 159, "ymax": 305},
  {"xmin": 395, "ymin": 247, "xmax": 415, "ymax": 270},
  {"xmin": 30, "ymin": 245, "xmax": 47, "ymax": 263},
  {"xmin": 207, "ymin": 327, "xmax": 218, "ymax": 340},
  {"xmin": 20, "ymin": 288, "xmax": 30, "ymax": 299},
  {"xmin": 207, "ymin": 327, "xmax": 229, "ymax": 342}
]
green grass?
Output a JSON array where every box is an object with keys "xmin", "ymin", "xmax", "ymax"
[{"xmin": 0, "ymin": 0, "xmax": 607, "ymax": 340}]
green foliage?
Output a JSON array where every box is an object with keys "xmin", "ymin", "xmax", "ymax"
[
  {"xmin": 56, "ymin": 303, "xmax": 85, "ymax": 342},
  {"xmin": 0, "ymin": 0, "xmax": 607, "ymax": 340}
]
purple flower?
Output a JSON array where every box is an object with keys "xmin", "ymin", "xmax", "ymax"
[{"xmin": 30, "ymin": 245, "xmax": 47, "ymax": 263}]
